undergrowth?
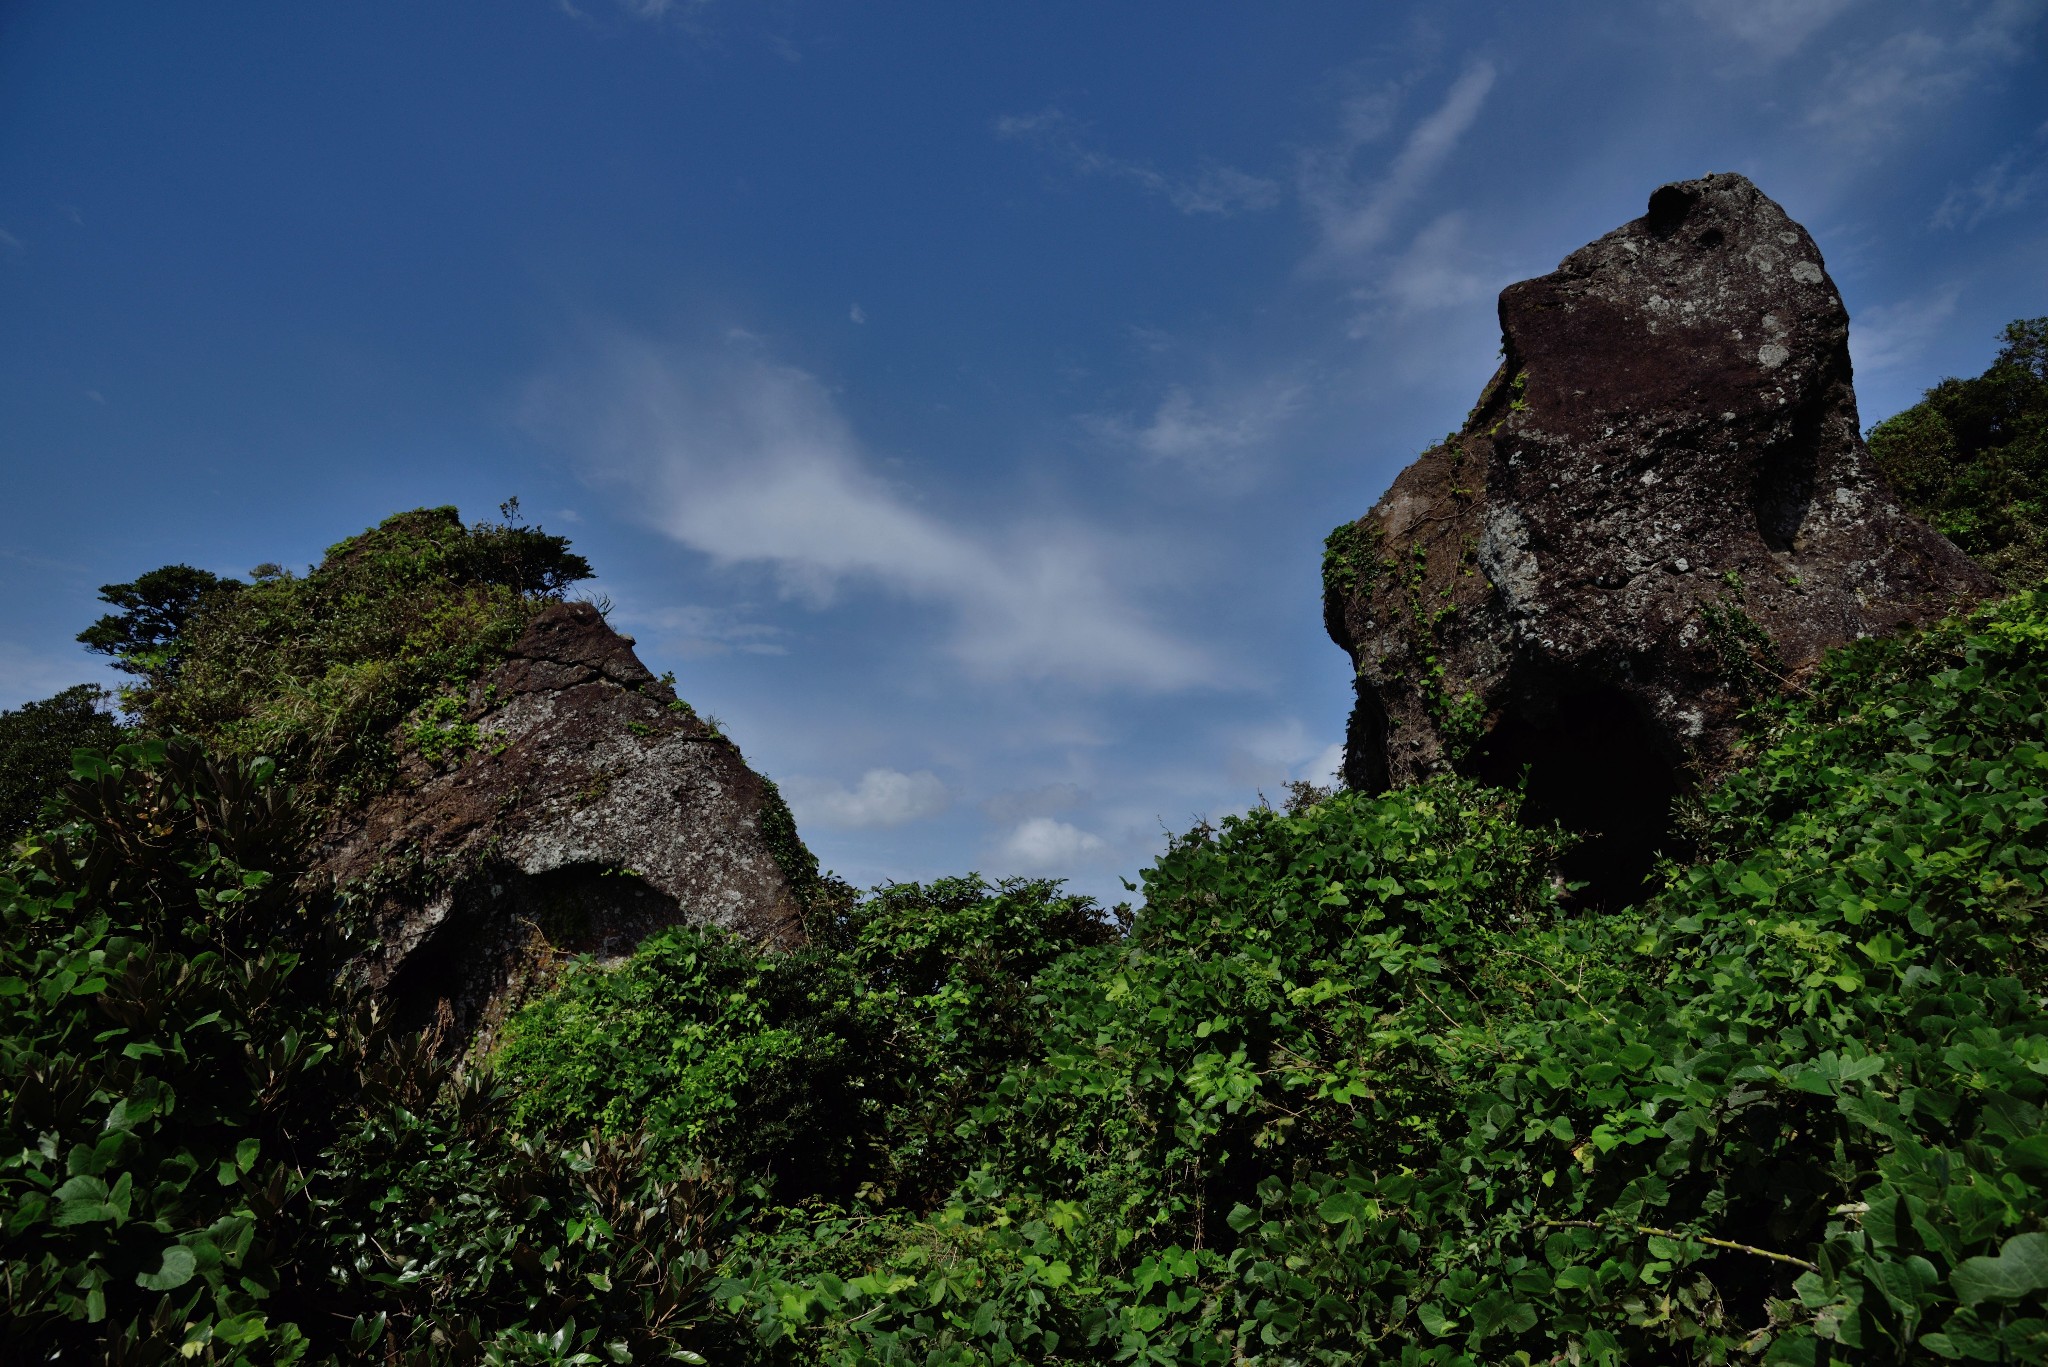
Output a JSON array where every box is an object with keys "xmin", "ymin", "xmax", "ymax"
[{"xmin": 6, "ymin": 565, "xmax": 2046, "ymax": 1360}]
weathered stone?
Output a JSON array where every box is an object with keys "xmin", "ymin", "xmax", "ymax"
[
  {"xmin": 321, "ymin": 602, "xmax": 808, "ymax": 1051},
  {"xmin": 1324, "ymin": 173, "xmax": 1992, "ymax": 892}
]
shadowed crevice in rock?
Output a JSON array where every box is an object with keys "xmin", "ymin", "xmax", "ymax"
[
  {"xmin": 1324, "ymin": 172, "xmax": 1993, "ymax": 901},
  {"xmin": 1472, "ymin": 679, "xmax": 1683, "ymax": 905},
  {"xmin": 383, "ymin": 862, "xmax": 685, "ymax": 1047}
]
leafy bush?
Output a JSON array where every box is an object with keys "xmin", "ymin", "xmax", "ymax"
[
  {"xmin": 0, "ymin": 738, "xmax": 350, "ymax": 1360},
  {"xmin": 0, "ymin": 739, "xmax": 723, "ymax": 1363},
  {"xmin": 702, "ymin": 587, "xmax": 2048, "ymax": 1364},
  {"xmin": 496, "ymin": 877, "xmax": 1114, "ymax": 1208},
  {"xmin": 0, "ymin": 684, "xmax": 127, "ymax": 841},
  {"xmin": 142, "ymin": 505, "xmax": 590, "ymax": 806},
  {"xmin": 1869, "ymin": 317, "xmax": 2047, "ymax": 588}
]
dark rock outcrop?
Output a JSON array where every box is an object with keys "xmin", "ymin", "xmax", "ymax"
[
  {"xmin": 1324, "ymin": 173, "xmax": 1992, "ymax": 892},
  {"xmin": 323, "ymin": 602, "xmax": 809, "ymax": 1050}
]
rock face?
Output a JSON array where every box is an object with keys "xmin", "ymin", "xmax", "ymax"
[
  {"xmin": 1324, "ymin": 173, "xmax": 1992, "ymax": 891},
  {"xmin": 323, "ymin": 602, "xmax": 810, "ymax": 1050}
]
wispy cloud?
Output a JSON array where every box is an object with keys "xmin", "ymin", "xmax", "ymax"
[
  {"xmin": 0, "ymin": 228, "xmax": 23, "ymax": 253},
  {"xmin": 1850, "ymin": 285, "xmax": 1962, "ymax": 375},
  {"xmin": 984, "ymin": 782, "xmax": 1088, "ymax": 823},
  {"xmin": 1688, "ymin": 0, "xmax": 1861, "ymax": 54},
  {"xmin": 612, "ymin": 601, "xmax": 787, "ymax": 658},
  {"xmin": 1298, "ymin": 61, "xmax": 1496, "ymax": 270},
  {"xmin": 0, "ymin": 641, "xmax": 108, "ymax": 711},
  {"xmin": 1346, "ymin": 210, "xmax": 1499, "ymax": 335},
  {"xmin": 785, "ymin": 768, "xmax": 949, "ymax": 830},
  {"xmin": 1221, "ymin": 716, "xmax": 1343, "ymax": 792},
  {"xmin": 1932, "ymin": 123, "xmax": 2048, "ymax": 229},
  {"xmin": 523, "ymin": 333, "xmax": 1217, "ymax": 690},
  {"xmin": 996, "ymin": 109, "xmax": 1280, "ymax": 216},
  {"xmin": 1805, "ymin": 0, "xmax": 2046, "ymax": 145},
  {"xmin": 1085, "ymin": 373, "xmax": 1308, "ymax": 478}
]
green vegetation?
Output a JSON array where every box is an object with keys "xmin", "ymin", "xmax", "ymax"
[
  {"xmin": 77, "ymin": 564, "xmax": 244, "ymax": 705},
  {"xmin": 1, "ymin": 739, "xmax": 728, "ymax": 1362},
  {"xmin": 0, "ymin": 684, "xmax": 126, "ymax": 841},
  {"xmin": 1320, "ymin": 520, "xmax": 1381, "ymax": 606},
  {"xmin": 1868, "ymin": 317, "xmax": 2048, "ymax": 588},
  {"xmin": 518, "ymin": 584, "xmax": 2048, "ymax": 1364},
  {"xmin": 7, "ymin": 494, "xmax": 2047, "ymax": 1360},
  {"xmin": 124, "ymin": 504, "xmax": 590, "ymax": 805}
]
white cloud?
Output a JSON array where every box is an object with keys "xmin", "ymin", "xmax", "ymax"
[
  {"xmin": 1304, "ymin": 742, "xmax": 1345, "ymax": 789},
  {"xmin": 1850, "ymin": 285, "xmax": 1963, "ymax": 375},
  {"xmin": 849, "ymin": 304, "xmax": 866, "ymax": 324},
  {"xmin": 522, "ymin": 333, "xmax": 1216, "ymax": 690},
  {"xmin": 1299, "ymin": 61, "xmax": 1496, "ymax": 270},
  {"xmin": 996, "ymin": 109, "xmax": 1280, "ymax": 217},
  {"xmin": 0, "ymin": 228, "xmax": 22, "ymax": 252},
  {"xmin": 1689, "ymin": 0, "xmax": 1860, "ymax": 53},
  {"xmin": 1222, "ymin": 716, "xmax": 1340, "ymax": 791},
  {"xmin": 1087, "ymin": 374, "xmax": 1307, "ymax": 476},
  {"xmin": 785, "ymin": 768, "xmax": 949, "ymax": 830},
  {"xmin": 997, "ymin": 816, "xmax": 1107, "ymax": 871}
]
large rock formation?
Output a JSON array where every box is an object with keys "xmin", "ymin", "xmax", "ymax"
[
  {"xmin": 323, "ymin": 602, "xmax": 810, "ymax": 1049},
  {"xmin": 1324, "ymin": 173, "xmax": 1992, "ymax": 890}
]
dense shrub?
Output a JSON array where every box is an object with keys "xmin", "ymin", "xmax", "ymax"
[
  {"xmin": 700, "ymin": 587, "xmax": 2048, "ymax": 1365},
  {"xmin": 1868, "ymin": 317, "xmax": 2048, "ymax": 588},
  {"xmin": 138, "ymin": 505, "xmax": 590, "ymax": 806},
  {"xmin": 0, "ymin": 684, "xmax": 127, "ymax": 841},
  {"xmin": 0, "ymin": 739, "xmax": 351, "ymax": 1359},
  {"xmin": 0, "ymin": 740, "xmax": 723, "ymax": 1363},
  {"xmin": 11, "ymin": 506, "xmax": 2047, "ymax": 1363},
  {"xmin": 496, "ymin": 877, "xmax": 1115, "ymax": 1208}
]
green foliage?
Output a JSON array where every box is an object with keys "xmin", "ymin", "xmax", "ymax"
[
  {"xmin": 496, "ymin": 877, "xmax": 1114, "ymax": 1209},
  {"xmin": 147, "ymin": 505, "xmax": 591, "ymax": 805},
  {"xmin": 0, "ymin": 684, "xmax": 128, "ymax": 842},
  {"xmin": 309, "ymin": 1040, "xmax": 729, "ymax": 1365},
  {"xmin": 1868, "ymin": 316, "xmax": 2048, "ymax": 588},
  {"xmin": 693, "ymin": 587, "xmax": 2048, "ymax": 1364},
  {"xmin": 14, "ymin": 501, "xmax": 2048, "ymax": 1361},
  {"xmin": 1320, "ymin": 520, "xmax": 1380, "ymax": 608},
  {"xmin": 0, "ymin": 740, "xmax": 723, "ymax": 1362},
  {"xmin": 1699, "ymin": 568, "xmax": 1789, "ymax": 701},
  {"xmin": 76, "ymin": 564, "xmax": 244, "ymax": 710},
  {"xmin": 1, "ymin": 739, "xmax": 347, "ymax": 1360}
]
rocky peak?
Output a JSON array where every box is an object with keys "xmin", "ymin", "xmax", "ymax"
[
  {"xmin": 1324, "ymin": 173, "xmax": 1992, "ymax": 896},
  {"xmin": 324, "ymin": 601, "xmax": 811, "ymax": 1051}
]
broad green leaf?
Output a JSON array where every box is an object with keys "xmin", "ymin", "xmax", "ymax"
[
  {"xmin": 1951, "ymin": 1233, "xmax": 2048, "ymax": 1306},
  {"xmin": 137, "ymin": 1244, "xmax": 197, "ymax": 1291}
]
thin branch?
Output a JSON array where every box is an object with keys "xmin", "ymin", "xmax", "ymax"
[{"xmin": 1536, "ymin": 1218, "xmax": 1818, "ymax": 1272}]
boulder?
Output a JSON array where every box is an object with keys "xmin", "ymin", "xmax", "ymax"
[
  {"xmin": 322, "ymin": 601, "xmax": 810, "ymax": 1050},
  {"xmin": 1324, "ymin": 173, "xmax": 1992, "ymax": 893}
]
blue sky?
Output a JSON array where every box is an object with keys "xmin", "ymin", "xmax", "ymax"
[{"xmin": 3, "ymin": 1, "xmax": 2044, "ymax": 902}]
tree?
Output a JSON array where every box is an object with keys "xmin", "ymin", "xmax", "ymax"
[
  {"xmin": 0, "ymin": 684, "xmax": 126, "ymax": 841},
  {"xmin": 75, "ymin": 564, "xmax": 242, "ymax": 682}
]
